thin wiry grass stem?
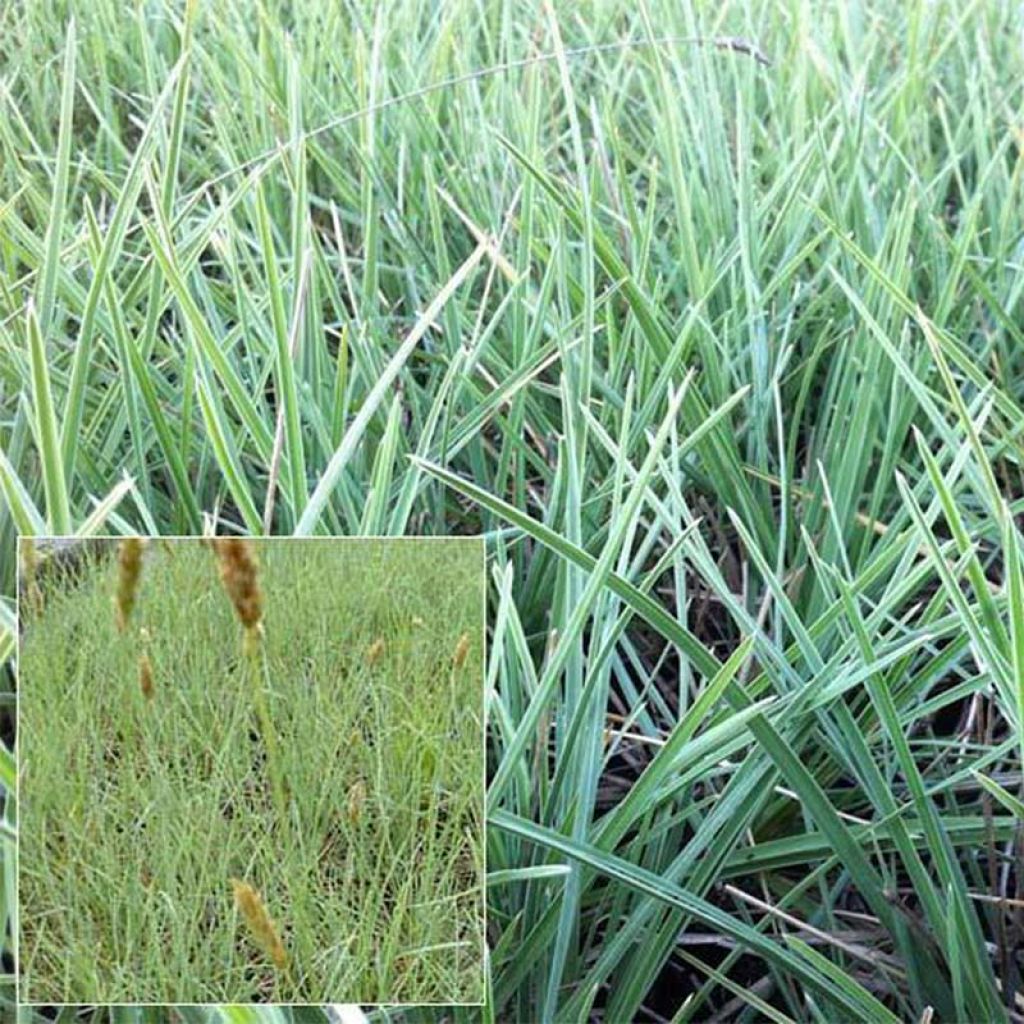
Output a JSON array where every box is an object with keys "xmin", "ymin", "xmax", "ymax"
[{"xmin": 248, "ymin": 636, "xmax": 288, "ymax": 823}]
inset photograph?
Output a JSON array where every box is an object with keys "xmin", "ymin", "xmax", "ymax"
[{"xmin": 18, "ymin": 537, "xmax": 485, "ymax": 1005}]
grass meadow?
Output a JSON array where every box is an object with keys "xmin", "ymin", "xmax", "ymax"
[
  {"xmin": 19, "ymin": 539, "xmax": 484, "ymax": 1004},
  {"xmin": 1, "ymin": 0, "xmax": 1023, "ymax": 1020}
]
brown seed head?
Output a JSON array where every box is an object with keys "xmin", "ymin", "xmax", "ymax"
[
  {"xmin": 114, "ymin": 538, "xmax": 145, "ymax": 632},
  {"xmin": 347, "ymin": 779, "xmax": 367, "ymax": 825},
  {"xmin": 214, "ymin": 539, "xmax": 264, "ymax": 633},
  {"xmin": 366, "ymin": 637, "xmax": 385, "ymax": 665},
  {"xmin": 138, "ymin": 651, "xmax": 154, "ymax": 700},
  {"xmin": 453, "ymin": 631, "xmax": 471, "ymax": 670},
  {"xmin": 230, "ymin": 877, "xmax": 287, "ymax": 970}
]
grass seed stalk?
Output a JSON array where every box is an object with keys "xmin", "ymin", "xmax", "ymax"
[{"xmin": 214, "ymin": 539, "xmax": 286, "ymax": 819}]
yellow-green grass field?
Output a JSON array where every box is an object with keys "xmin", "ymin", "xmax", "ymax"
[{"xmin": 19, "ymin": 539, "xmax": 484, "ymax": 1004}]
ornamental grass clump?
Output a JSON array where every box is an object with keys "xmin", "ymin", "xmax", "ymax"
[
  {"xmin": 114, "ymin": 538, "xmax": 145, "ymax": 632},
  {"xmin": 230, "ymin": 877, "xmax": 288, "ymax": 972}
]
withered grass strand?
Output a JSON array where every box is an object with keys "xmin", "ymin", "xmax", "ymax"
[
  {"xmin": 114, "ymin": 538, "xmax": 145, "ymax": 632},
  {"xmin": 230, "ymin": 877, "xmax": 288, "ymax": 970}
]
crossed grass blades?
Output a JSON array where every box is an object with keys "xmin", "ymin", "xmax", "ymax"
[
  {"xmin": 2, "ymin": 0, "xmax": 1024, "ymax": 1020},
  {"xmin": 18, "ymin": 539, "xmax": 485, "ymax": 1003}
]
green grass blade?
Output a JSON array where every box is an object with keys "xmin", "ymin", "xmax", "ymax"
[
  {"xmin": 25, "ymin": 301, "xmax": 71, "ymax": 533},
  {"xmin": 34, "ymin": 18, "xmax": 75, "ymax": 335}
]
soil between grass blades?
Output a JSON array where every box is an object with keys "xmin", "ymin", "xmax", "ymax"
[{"xmin": 18, "ymin": 538, "xmax": 485, "ymax": 1004}]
